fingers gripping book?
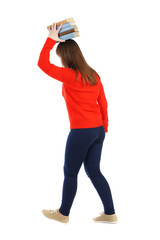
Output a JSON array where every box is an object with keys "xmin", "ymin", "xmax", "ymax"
[{"xmin": 47, "ymin": 18, "xmax": 80, "ymax": 41}]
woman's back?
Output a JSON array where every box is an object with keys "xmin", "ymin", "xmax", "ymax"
[{"xmin": 62, "ymin": 69, "xmax": 108, "ymax": 131}]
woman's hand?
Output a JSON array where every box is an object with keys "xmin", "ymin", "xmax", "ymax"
[{"xmin": 48, "ymin": 22, "xmax": 65, "ymax": 42}]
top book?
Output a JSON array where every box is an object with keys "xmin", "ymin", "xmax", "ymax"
[{"xmin": 47, "ymin": 18, "xmax": 80, "ymax": 41}]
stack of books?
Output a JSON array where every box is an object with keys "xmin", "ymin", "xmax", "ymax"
[{"xmin": 47, "ymin": 18, "xmax": 79, "ymax": 41}]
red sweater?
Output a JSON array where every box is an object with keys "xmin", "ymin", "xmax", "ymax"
[{"xmin": 37, "ymin": 37, "xmax": 109, "ymax": 132}]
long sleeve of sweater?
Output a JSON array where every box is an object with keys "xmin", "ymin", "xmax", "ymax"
[
  {"xmin": 97, "ymin": 80, "xmax": 109, "ymax": 132},
  {"xmin": 37, "ymin": 37, "xmax": 76, "ymax": 83}
]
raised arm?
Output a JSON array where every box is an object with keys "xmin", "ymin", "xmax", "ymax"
[
  {"xmin": 37, "ymin": 37, "xmax": 76, "ymax": 83},
  {"xmin": 97, "ymin": 80, "xmax": 109, "ymax": 133}
]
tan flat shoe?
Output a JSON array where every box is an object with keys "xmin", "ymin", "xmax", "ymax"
[
  {"xmin": 93, "ymin": 211, "xmax": 118, "ymax": 223},
  {"xmin": 42, "ymin": 209, "xmax": 69, "ymax": 224}
]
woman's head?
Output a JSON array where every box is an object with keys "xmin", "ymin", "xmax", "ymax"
[{"xmin": 56, "ymin": 39, "xmax": 99, "ymax": 86}]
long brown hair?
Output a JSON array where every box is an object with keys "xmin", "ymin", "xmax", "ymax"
[{"xmin": 56, "ymin": 39, "xmax": 100, "ymax": 86}]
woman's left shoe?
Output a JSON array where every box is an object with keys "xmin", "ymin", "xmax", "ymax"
[
  {"xmin": 93, "ymin": 212, "xmax": 118, "ymax": 223},
  {"xmin": 42, "ymin": 209, "xmax": 69, "ymax": 224}
]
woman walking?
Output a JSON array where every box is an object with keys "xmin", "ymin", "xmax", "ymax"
[{"xmin": 37, "ymin": 22, "xmax": 118, "ymax": 224}]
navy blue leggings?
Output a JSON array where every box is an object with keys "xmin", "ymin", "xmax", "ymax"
[{"xmin": 59, "ymin": 125, "xmax": 115, "ymax": 216}]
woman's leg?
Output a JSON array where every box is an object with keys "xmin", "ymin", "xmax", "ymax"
[
  {"xmin": 83, "ymin": 126, "xmax": 115, "ymax": 215},
  {"xmin": 59, "ymin": 128, "xmax": 98, "ymax": 216}
]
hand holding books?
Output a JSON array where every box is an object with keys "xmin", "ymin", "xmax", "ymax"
[
  {"xmin": 48, "ymin": 23, "xmax": 66, "ymax": 42},
  {"xmin": 47, "ymin": 18, "xmax": 80, "ymax": 41}
]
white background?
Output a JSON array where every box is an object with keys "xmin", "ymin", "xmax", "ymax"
[{"xmin": 0, "ymin": 0, "xmax": 160, "ymax": 239}]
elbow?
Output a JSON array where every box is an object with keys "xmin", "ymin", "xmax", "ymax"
[
  {"xmin": 37, "ymin": 59, "xmax": 42, "ymax": 68},
  {"xmin": 37, "ymin": 61, "xmax": 49, "ymax": 75},
  {"xmin": 37, "ymin": 60, "xmax": 45, "ymax": 72},
  {"xmin": 37, "ymin": 58, "xmax": 48, "ymax": 71},
  {"xmin": 37, "ymin": 56, "xmax": 44, "ymax": 69}
]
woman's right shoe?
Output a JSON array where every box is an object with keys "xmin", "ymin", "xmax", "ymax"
[
  {"xmin": 93, "ymin": 212, "xmax": 118, "ymax": 223},
  {"xmin": 42, "ymin": 209, "xmax": 69, "ymax": 224}
]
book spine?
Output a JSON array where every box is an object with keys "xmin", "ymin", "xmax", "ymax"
[
  {"xmin": 56, "ymin": 18, "xmax": 74, "ymax": 26},
  {"xmin": 58, "ymin": 23, "xmax": 77, "ymax": 33},
  {"xmin": 59, "ymin": 32, "xmax": 79, "ymax": 41},
  {"xmin": 47, "ymin": 18, "xmax": 74, "ymax": 30},
  {"xmin": 59, "ymin": 28, "xmax": 76, "ymax": 36}
]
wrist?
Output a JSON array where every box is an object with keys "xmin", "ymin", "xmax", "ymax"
[{"xmin": 48, "ymin": 36, "xmax": 56, "ymax": 41}]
